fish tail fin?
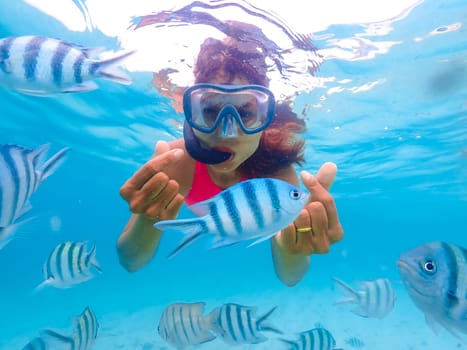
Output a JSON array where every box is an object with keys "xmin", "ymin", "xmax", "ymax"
[
  {"xmin": 332, "ymin": 277, "xmax": 358, "ymax": 305},
  {"xmin": 40, "ymin": 328, "xmax": 73, "ymax": 350},
  {"xmin": 256, "ymin": 306, "xmax": 282, "ymax": 334},
  {"xmin": 38, "ymin": 147, "xmax": 70, "ymax": 183},
  {"xmin": 279, "ymin": 338, "xmax": 300, "ymax": 349},
  {"xmin": 88, "ymin": 243, "xmax": 103, "ymax": 273},
  {"xmin": 94, "ymin": 50, "xmax": 136, "ymax": 85},
  {"xmin": 154, "ymin": 218, "xmax": 209, "ymax": 259}
]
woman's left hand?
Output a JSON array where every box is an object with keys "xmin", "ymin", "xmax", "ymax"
[{"xmin": 275, "ymin": 162, "xmax": 344, "ymax": 255}]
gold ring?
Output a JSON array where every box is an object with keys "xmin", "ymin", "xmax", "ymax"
[{"xmin": 296, "ymin": 227, "xmax": 313, "ymax": 233}]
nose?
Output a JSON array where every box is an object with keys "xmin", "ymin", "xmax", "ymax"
[{"xmin": 218, "ymin": 115, "xmax": 239, "ymax": 138}]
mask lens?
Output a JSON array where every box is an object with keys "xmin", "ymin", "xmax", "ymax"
[{"xmin": 184, "ymin": 84, "xmax": 275, "ymax": 134}]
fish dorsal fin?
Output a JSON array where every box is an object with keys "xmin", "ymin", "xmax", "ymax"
[{"xmin": 188, "ymin": 197, "xmax": 216, "ymax": 216}]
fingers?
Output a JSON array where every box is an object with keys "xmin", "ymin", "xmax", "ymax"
[
  {"xmin": 122, "ymin": 146, "xmax": 183, "ymax": 194},
  {"xmin": 306, "ymin": 202, "xmax": 330, "ymax": 253},
  {"xmin": 278, "ymin": 165, "xmax": 343, "ymax": 256},
  {"xmin": 119, "ymin": 140, "xmax": 185, "ymax": 222},
  {"xmin": 153, "ymin": 140, "xmax": 171, "ymax": 157},
  {"xmin": 315, "ymin": 162, "xmax": 337, "ymax": 190},
  {"xmin": 280, "ymin": 204, "xmax": 330, "ymax": 255},
  {"xmin": 300, "ymin": 169, "xmax": 340, "ymax": 232}
]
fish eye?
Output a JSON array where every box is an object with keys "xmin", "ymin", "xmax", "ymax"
[
  {"xmin": 289, "ymin": 189, "xmax": 301, "ymax": 199},
  {"xmin": 423, "ymin": 259, "xmax": 436, "ymax": 273}
]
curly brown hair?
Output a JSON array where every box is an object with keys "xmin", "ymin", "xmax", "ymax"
[{"xmin": 194, "ymin": 37, "xmax": 306, "ymax": 176}]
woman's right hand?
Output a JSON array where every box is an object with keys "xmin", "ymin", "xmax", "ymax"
[{"xmin": 119, "ymin": 141, "xmax": 185, "ymax": 223}]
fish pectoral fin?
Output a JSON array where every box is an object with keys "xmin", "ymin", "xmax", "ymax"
[{"xmin": 63, "ymin": 81, "xmax": 98, "ymax": 93}]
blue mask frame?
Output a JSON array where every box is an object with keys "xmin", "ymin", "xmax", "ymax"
[{"xmin": 182, "ymin": 84, "xmax": 276, "ymax": 164}]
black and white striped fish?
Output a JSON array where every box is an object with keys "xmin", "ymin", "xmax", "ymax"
[
  {"xmin": 158, "ymin": 302, "xmax": 216, "ymax": 349},
  {"xmin": 22, "ymin": 336, "xmax": 49, "ymax": 350},
  {"xmin": 154, "ymin": 178, "xmax": 309, "ymax": 258},
  {"xmin": 207, "ymin": 303, "xmax": 281, "ymax": 345},
  {"xmin": 0, "ymin": 35, "xmax": 134, "ymax": 95},
  {"xmin": 398, "ymin": 241, "xmax": 467, "ymax": 340},
  {"xmin": 0, "ymin": 144, "xmax": 68, "ymax": 248},
  {"xmin": 345, "ymin": 336, "xmax": 365, "ymax": 348},
  {"xmin": 34, "ymin": 241, "xmax": 102, "ymax": 292},
  {"xmin": 41, "ymin": 306, "xmax": 99, "ymax": 350},
  {"xmin": 280, "ymin": 326, "xmax": 343, "ymax": 350},
  {"xmin": 333, "ymin": 277, "xmax": 396, "ymax": 319}
]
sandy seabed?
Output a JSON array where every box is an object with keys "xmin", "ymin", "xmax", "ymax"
[{"xmin": 5, "ymin": 287, "xmax": 465, "ymax": 350}]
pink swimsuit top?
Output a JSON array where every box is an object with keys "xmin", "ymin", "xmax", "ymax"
[{"xmin": 184, "ymin": 161, "xmax": 248, "ymax": 206}]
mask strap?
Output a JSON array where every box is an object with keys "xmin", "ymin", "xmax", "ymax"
[{"xmin": 183, "ymin": 121, "xmax": 231, "ymax": 164}]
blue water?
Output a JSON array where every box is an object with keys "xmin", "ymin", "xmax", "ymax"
[{"xmin": 0, "ymin": 0, "xmax": 466, "ymax": 349}]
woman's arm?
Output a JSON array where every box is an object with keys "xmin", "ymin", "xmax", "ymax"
[
  {"xmin": 117, "ymin": 140, "xmax": 191, "ymax": 272},
  {"xmin": 271, "ymin": 163, "xmax": 344, "ymax": 286},
  {"xmin": 271, "ymin": 236, "xmax": 310, "ymax": 286},
  {"xmin": 117, "ymin": 214, "xmax": 163, "ymax": 272}
]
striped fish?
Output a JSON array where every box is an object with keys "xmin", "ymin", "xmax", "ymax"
[
  {"xmin": 333, "ymin": 277, "xmax": 396, "ymax": 319},
  {"xmin": 158, "ymin": 302, "xmax": 216, "ymax": 349},
  {"xmin": 280, "ymin": 327, "xmax": 343, "ymax": 350},
  {"xmin": 0, "ymin": 35, "xmax": 134, "ymax": 95},
  {"xmin": 207, "ymin": 303, "xmax": 281, "ymax": 345},
  {"xmin": 22, "ymin": 336, "xmax": 49, "ymax": 350},
  {"xmin": 34, "ymin": 241, "xmax": 102, "ymax": 292},
  {"xmin": 398, "ymin": 241, "xmax": 467, "ymax": 340},
  {"xmin": 345, "ymin": 336, "xmax": 365, "ymax": 348},
  {"xmin": 0, "ymin": 144, "xmax": 69, "ymax": 227},
  {"xmin": 41, "ymin": 306, "xmax": 99, "ymax": 350},
  {"xmin": 154, "ymin": 178, "xmax": 309, "ymax": 258}
]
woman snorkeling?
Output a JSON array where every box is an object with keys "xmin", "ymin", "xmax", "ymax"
[{"xmin": 117, "ymin": 35, "xmax": 344, "ymax": 286}]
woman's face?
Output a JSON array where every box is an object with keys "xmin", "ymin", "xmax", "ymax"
[{"xmin": 194, "ymin": 73, "xmax": 263, "ymax": 172}]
